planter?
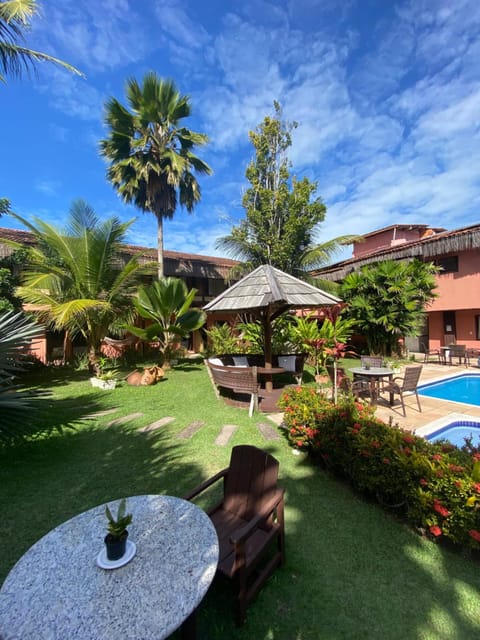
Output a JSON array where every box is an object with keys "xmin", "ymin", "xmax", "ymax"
[
  {"xmin": 104, "ymin": 530, "xmax": 128, "ymax": 561},
  {"xmin": 90, "ymin": 377, "xmax": 116, "ymax": 390}
]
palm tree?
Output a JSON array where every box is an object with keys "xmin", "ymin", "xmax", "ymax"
[
  {"xmin": 0, "ymin": 0, "xmax": 83, "ymax": 82},
  {"xmin": 100, "ymin": 73, "xmax": 212, "ymax": 279},
  {"xmin": 6, "ymin": 199, "xmax": 154, "ymax": 372},
  {"xmin": 0, "ymin": 309, "xmax": 44, "ymax": 440},
  {"xmin": 125, "ymin": 278, "xmax": 206, "ymax": 367}
]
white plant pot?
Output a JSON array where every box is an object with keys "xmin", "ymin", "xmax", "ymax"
[{"xmin": 90, "ymin": 377, "xmax": 116, "ymax": 390}]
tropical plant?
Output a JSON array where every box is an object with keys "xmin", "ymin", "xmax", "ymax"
[
  {"xmin": 237, "ymin": 315, "xmax": 295, "ymax": 354},
  {"xmin": 216, "ymin": 101, "xmax": 358, "ymax": 280},
  {"xmin": 5, "ymin": 200, "xmax": 153, "ymax": 373},
  {"xmin": 105, "ymin": 498, "xmax": 132, "ymax": 539},
  {"xmin": 0, "ymin": 309, "xmax": 44, "ymax": 439},
  {"xmin": 340, "ymin": 259, "xmax": 438, "ymax": 356},
  {"xmin": 0, "ymin": 0, "xmax": 83, "ymax": 82},
  {"xmin": 100, "ymin": 73, "xmax": 212, "ymax": 278},
  {"xmin": 125, "ymin": 277, "xmax": 205, "ymax": 367},
  {"xmin": 205, "ymin": 322, "xmax": 239, "ymax": 355}
]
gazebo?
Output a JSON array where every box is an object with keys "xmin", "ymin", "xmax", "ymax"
[{"xmin": 204, "ymin": 264, "xmax": 341, "ymax": 391}]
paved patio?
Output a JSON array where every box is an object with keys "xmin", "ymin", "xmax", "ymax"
[{"xmin": 373, "ymin": 358, "xmax": 480, "ymax": 432}]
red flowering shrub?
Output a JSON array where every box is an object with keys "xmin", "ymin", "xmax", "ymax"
[{"xmin": 280, "ymin": 386, "xmax": 480, "ymax": 550}]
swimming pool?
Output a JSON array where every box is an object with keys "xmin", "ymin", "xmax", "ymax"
[
  {"xmin": 419, "ymin": 373, "xmax": 480, "ymax": 407},
  {"xmin": 415, "ymin": 413, "xmax": 480, "ymax": 447}
]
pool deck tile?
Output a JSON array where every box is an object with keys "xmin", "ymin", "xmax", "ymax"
[{"xmin": 373, "ymin": 360, "xmax": 480, "ymax": 433}]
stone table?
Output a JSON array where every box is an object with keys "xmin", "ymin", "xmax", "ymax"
[{"xmin": 0, "ymin": 495, "xmax": 219, "ymax": 639}]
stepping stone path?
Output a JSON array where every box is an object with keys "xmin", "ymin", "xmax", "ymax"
[
  {"xmin": 82, "ymin": 408, "xmax": 119, "ymax": 419},
  {"xmin": 257, "ymin": 422, "xmax": 281, "ymax": 440},
  {"xmin": 215, "ymin": 424, "xmax": 238, "ymax": 446},
  {"xmin": 139, "ymin": 417, "xmax": 175, "ymax": 433},
  {"xmin": 106, "ymin": 412, "xmax": 144, "ymax": 427},
  {"xmin": 177, "ymin": 420, "xmax": 205, "ymax": 439}
]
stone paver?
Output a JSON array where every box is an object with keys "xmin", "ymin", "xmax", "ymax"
[
  {"xmin": 106, "ymin": 412, "xmax": 143, "ymax": 427},
  {"xmin": 257, "ymin": 422, "xmax": 280, "ymax": 440},
  {"xmin": 139, "ymin": 417, "xmax": 175, "ymax": 433},
  {"xmin": 177, "ymin": 420, "xmax": 205, "ymax": 439},
  {"xmin": 215, "ymin": 424, "xmax": 238, "ymax": 446},
  {"xmin": 82, "ymin": 408, "xmax": 119, "ymax": 419}
]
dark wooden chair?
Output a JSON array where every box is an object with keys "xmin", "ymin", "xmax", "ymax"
[
  {"xmin": 360, "ymin": 355, "xmax": 383, "ymax": 368},
  {"xmin": 421, "ymin": 342, "xmax": 441, "ymax": 363},
  {"xmin": 380, "ymin": 365, "xmax": 423, "ymax": 416},
  {"xmin": 326, "ymin": 365, "xmax": 369, "ymax": 399},
  {"xmin": 448, "ymin": 344, "xmax": 468, "ymax": 366},
  {"xmin": 184, "ymin": 445, "xmax": 285, "ymax": 626}
]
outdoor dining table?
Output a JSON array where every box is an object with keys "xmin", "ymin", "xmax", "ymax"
[
  {"xmin": 349, "ymin": 366, "xmax": 394, "ymax": 405},
  {"xmin": 0, "ymin": 494, "xmax": 219, "ymax": 640}
]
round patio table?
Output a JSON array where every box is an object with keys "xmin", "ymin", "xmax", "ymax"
[
  {"xmin": 0, "ymin": 495, "xmax": 219, "ymax": 640},
  {"xmin": 349, "ymin": 366, "xmax": 394, "ymax": 405}
]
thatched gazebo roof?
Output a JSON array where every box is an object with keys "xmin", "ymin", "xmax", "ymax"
[{"xmin": 204, "ymin": 265, "xmax": 341, "ymax": 387}]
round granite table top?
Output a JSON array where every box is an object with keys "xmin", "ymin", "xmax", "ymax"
[{"xmin": 0, "ymin": 495, "xmax": 219, "ymax": 640}]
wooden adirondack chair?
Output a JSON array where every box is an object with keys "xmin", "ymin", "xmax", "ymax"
[{"xmin": 184, "ymin": 445, "xmax": 285, "ymax": 626}]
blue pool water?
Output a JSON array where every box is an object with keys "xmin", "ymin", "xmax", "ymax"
[
  {"xmin": 426, "ymin": 421, "xmax": 480, "ymax": 447},
  {"xmin": 419, "ymin": 374, "xmax": 480, "ymax": 406}
]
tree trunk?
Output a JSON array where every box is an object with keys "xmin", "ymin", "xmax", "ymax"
[{"xmin": 157, "ymin": 216, "xmax": 164, "ymax": 279}]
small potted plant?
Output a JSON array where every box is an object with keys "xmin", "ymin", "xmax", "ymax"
[
  {"xmin": 104, "ymin": 498, "xmax": 132, "ymax": 561},
  {"xmin": 90, "ymin": 356, "xmax": 119, "ymax": 390}
]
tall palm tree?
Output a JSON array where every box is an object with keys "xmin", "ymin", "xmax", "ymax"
[
  {"xmin": 6, "ymin": 200, "xmax": 154, "ymax": 372},
  {"xmin": 0, "ymin": 0, "xmax": 83, "ymax": 82},
  {"xmin": 99, "ymin": 73, "xmax": 212, "ymax": 279}
]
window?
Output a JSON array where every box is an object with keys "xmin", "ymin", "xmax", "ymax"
[
  {"xmin": 435, "ymin": 255, "xmax": 458, "ymax": 273},
  {"xmin": 476, "ymin": 315, "xmax": 480, "ymax": 341}
]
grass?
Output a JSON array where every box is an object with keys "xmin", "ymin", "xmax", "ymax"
[{"xmin": 1, "ymin": 359, "xmax": 480, "ymax": 639}]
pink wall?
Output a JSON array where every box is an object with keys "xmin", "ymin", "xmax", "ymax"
[
  {"xmin": 354, "ymin": 227, "xmax": 424, "ymax": 258},
  {"xmin": 428, "ymin": 250, "xmax": 480, "ymax": 311}
]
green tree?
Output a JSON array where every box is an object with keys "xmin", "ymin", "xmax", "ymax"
[
  {"xmin": 7, "ymin": 200, "xmax": 153, "ymax": 372},
  {"xmin": 100, "ymin": 73, "xmax": 212, "ymax": 279},
  {"xmin": 125, "ymin": 278, "xmax": 205, "ymax": 367},
  {"xmin": 340, "ymin": 259, "xmax": 438, "ymax": 356},
  {"xmin": 0, "ymin": 0, "xmax": 82, "ymax": 82},
  {"xmin": 216, "ymin": 102, "xmax": 358, "ymax": 280}
]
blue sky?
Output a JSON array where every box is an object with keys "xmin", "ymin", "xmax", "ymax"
[{"xmin": 2, "ymin": 0, "xmax": 479, "ymax": 264}]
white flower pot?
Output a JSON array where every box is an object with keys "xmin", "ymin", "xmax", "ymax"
[{"xmin": 90, "ymin": 377, "xmax": 116, "ymax": 390}]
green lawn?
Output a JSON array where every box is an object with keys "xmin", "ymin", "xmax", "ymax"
[{"xmin": 1, "ymin": 360, "xmax": 480, "ymax": 639}]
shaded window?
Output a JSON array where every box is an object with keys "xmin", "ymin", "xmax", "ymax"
[
  {"xmin": 435, "ymin": 255, "xmax": 458, "ymax": 273},
  {"xmin": 476, "ymin": 315, "xmax": 480, "ymax": 341}
]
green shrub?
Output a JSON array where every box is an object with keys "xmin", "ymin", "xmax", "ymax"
[{"xmin": 279, "ymin": 386, "xmax": 480, "ymax": 550}]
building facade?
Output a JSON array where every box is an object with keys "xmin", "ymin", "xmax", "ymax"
[
  {"xmin": 0, "ymin": 227, "xmax": 238, "ymax": 362},
  {"xmin": 316, "ymin": 223, "xmax": 480, "ymax": 353}
]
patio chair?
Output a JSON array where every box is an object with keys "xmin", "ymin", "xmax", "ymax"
[
  {"xmin": 184, "ymin": 445, "xmax": 285, "ymax": 626},
  {"xmin": 444, "ymin": 334, "xmax": 456, "ymax": 346},
  {"xmin": 421, "ymin": 342, "xmax": 441, "ymax": 363},
  {"xmin": 380, "ymin": 365, "xmax": 423, "ymax": 416},
  {"xmin": 360, "ymin": 355, "xmax": 383, "ymax": 368},
  {"xmin": 448, "ymin": 344, "xmax": 469, "ymax": 366},
  {"xmin": 326, "ymin": 365, "xmax": 369, "ymax": 399}
]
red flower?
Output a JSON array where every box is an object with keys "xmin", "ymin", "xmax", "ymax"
[
  {"xmin": 433, "ymin": 500, "xmax": 451, "ymax": 518},
  {"xmin": 382, "ymin": 457, "xmax": 391, "ymax": 465},
  {"xmin": 473, "ymin": 453, "xmax": 480, "ymax": 462},
  {"xmin": 474, "ymin": 483, "xmax": 480, "ymax": 493},
  {"xmin": 448, "ymin": 464, "xmax": 465, "ymax": 473},
  {"xmin": 419, "ymin": 478, "xmax": 428, "ymax": 486},
  {"xmin": 290, "ymin": 428, "xmax": 296, "ymax": 435},
  {"xmin": 429, "ymin": 525, "xmax": 442, "ymax": 537},
  {"xmin": 468, "ymin": 529, "xmax": 480, "ymax": 542},
  {"xmin": 454, "ymin": 480, "xmax": 462, "ymax": 489},
  {"xmin": 296, "ymin": 441, "xmax": 304, "ymax": 448},
  {"xmin": 403, "ymin": 434, "xmax": 415, "ymax": 444},
  {"xmin": 432, "ymin": 454, "xmax": 442, "ymax": 462},
  {"xmin": 353, "ymin": 422, "xmax": 361, "ymax": 429}
]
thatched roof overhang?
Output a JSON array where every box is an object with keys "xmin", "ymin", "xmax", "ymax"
[{"xmin": 316, "ymin": 223, "xmax": 480, "ymax": 282}]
